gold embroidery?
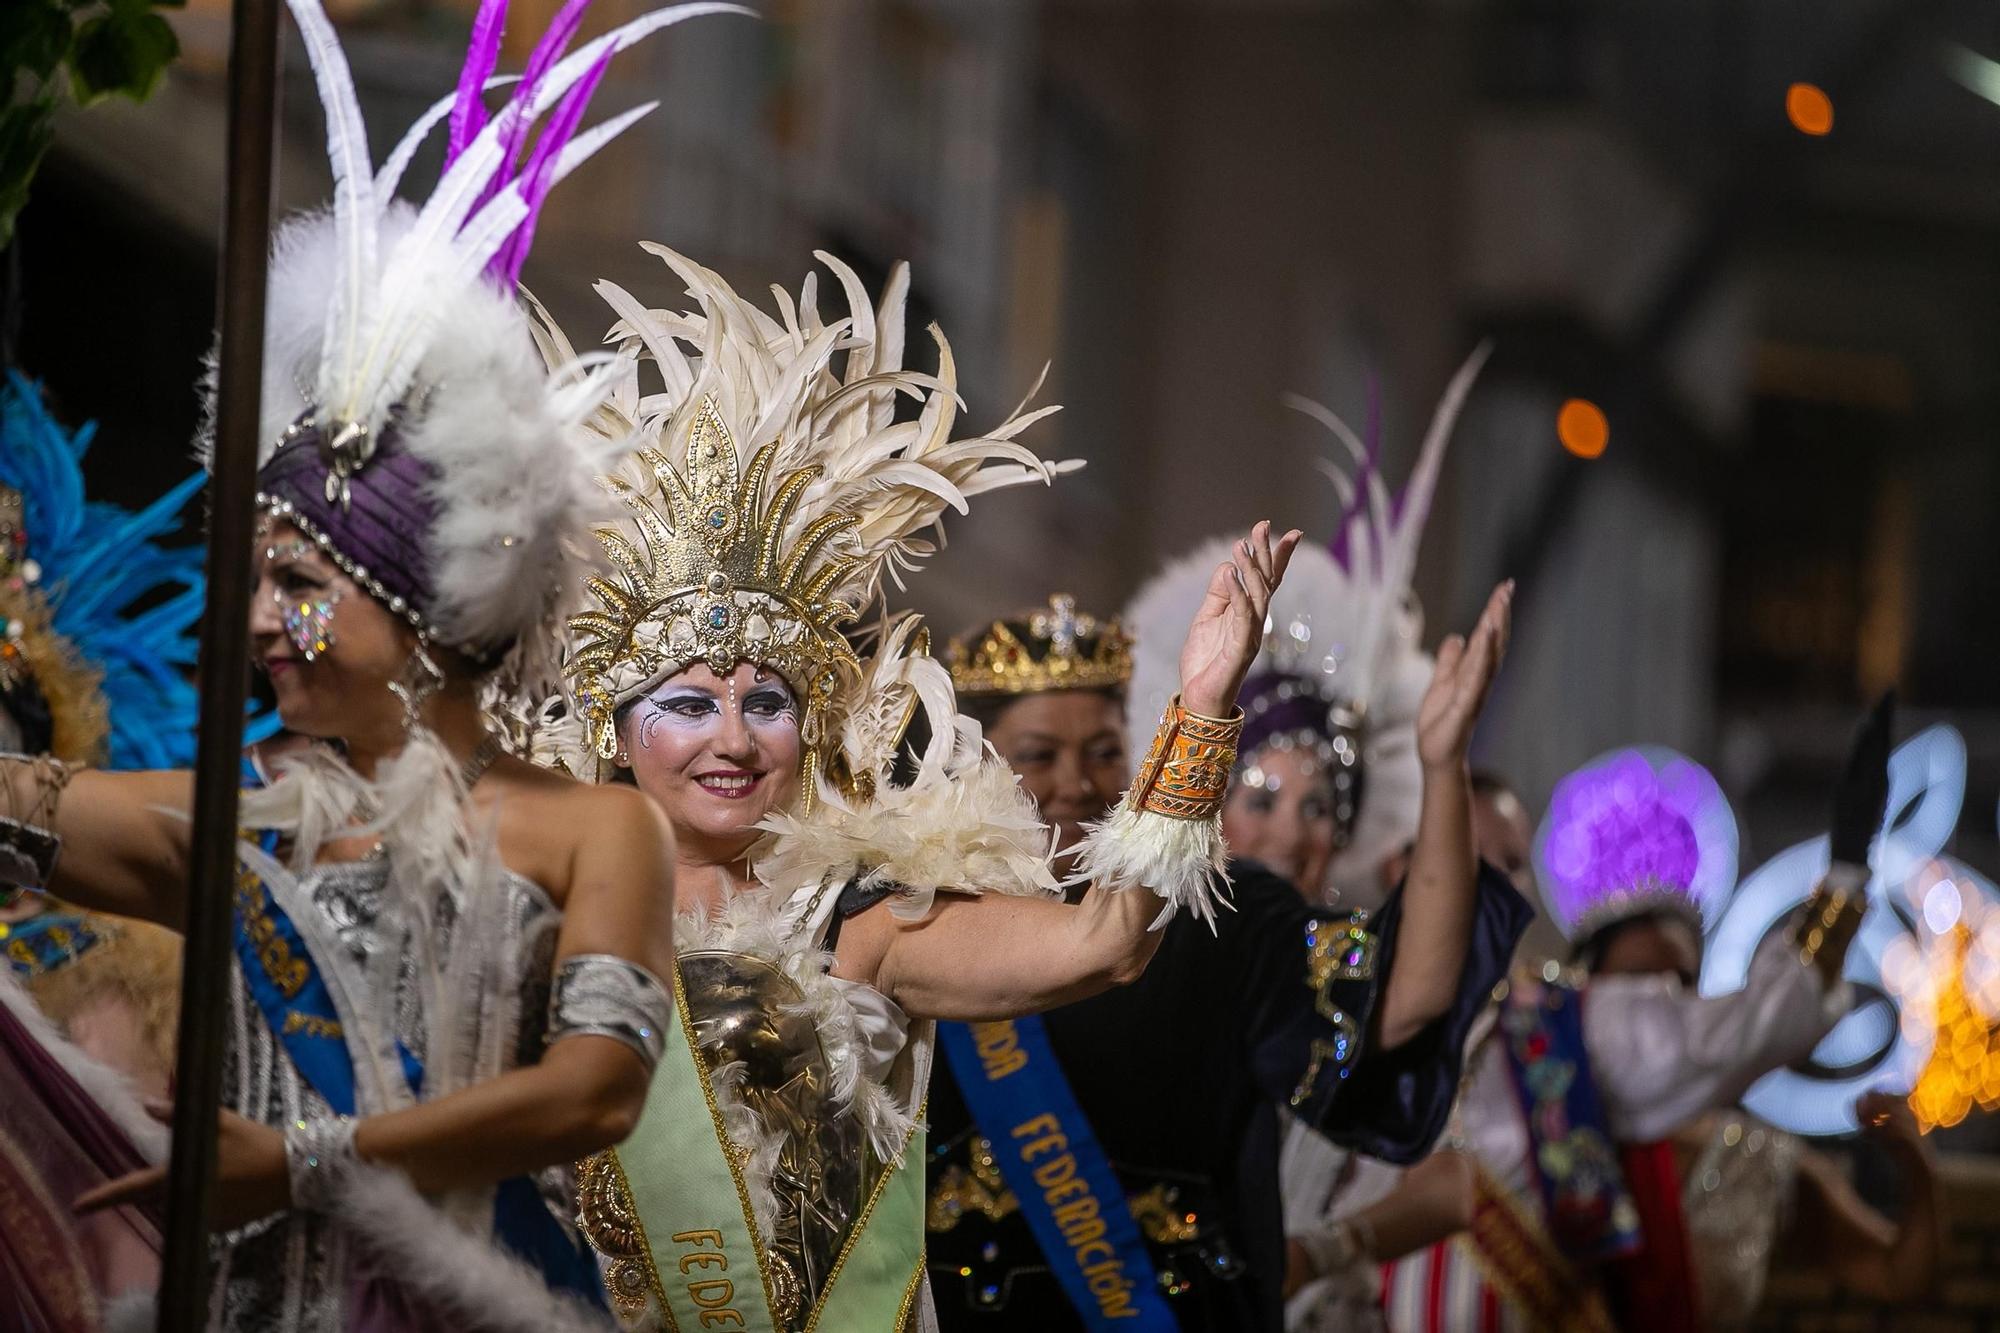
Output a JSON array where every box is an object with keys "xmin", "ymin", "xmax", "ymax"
[
  {"xmin": 925, "ymin": 1136, "xmax": 1018, "ymax": 1231},
  {"xmin": 1125, "ymin": 697, "xmax": 1243, "ymax": 821},
  {"xmin": 1305, "ymin": 910, "xmax": 1377, "ymax": 993},
  {"xmin": 233, "ymin": 862, "xmax": 309, "ymax": 998},
  {"xmin": 1126, "ymin": 1182, "xmax": 1201, "ymax": 1245},
  {"xmin": 281, "ymin": 1011, "xmax": 343, "ymax": 1039}
]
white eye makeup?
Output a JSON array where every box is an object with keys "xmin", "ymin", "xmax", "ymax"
[{"xmin": 635, "ymin": 672, "xmax": 800, "ymax": 749}]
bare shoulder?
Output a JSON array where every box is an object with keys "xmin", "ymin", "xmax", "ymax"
[{"xmin": 488, "ymin": 760, "xmax": 674, "ymax": 895}]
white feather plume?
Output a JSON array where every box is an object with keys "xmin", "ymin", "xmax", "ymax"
[
  {"xmin": 579, "ymin": 243, "xmax": 1079, "ymax": 619},
  {"xmin": 1121, "ymin": 348, "xmax": 1488, "ymax": 899}
]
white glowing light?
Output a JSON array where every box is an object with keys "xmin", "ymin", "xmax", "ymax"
[
  {"xmin": 1702, "ymin": 725, "xmax": 1968, "ymax": 1137},
  {"xmin": 1946, "ymin": 43, "xmax": 2000, "ymax": 109},
  {"xmin": 1924, "ymin": 879, "xmax": 1963, "ymax": 935}
]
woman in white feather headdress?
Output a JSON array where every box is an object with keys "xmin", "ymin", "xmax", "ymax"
[
  {"xmin": 1122, "ymin": 350, "xmax": 1540, "ymax": 1326},
  {"xmin": 530, "ymin": 244, "xmax": 1300, "ymax": 1331},
  {"xmin": 1123, "ymin": 351, "xmax": 1496, "ymax": 911},
  {"xmin": 0, "ymin": 2, "xmax": 744, "ymax": 1328}
]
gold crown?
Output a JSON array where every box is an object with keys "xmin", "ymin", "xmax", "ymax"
[
  {"xmin": 564, "ymin": 396, "xmax": 863, "ymax": 759},
  {"xmin": 947, "ymin": 594, "xmax": 1133, "ymax": 698}
]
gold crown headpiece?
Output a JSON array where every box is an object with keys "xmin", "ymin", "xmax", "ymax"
[
  {"xmin": 566, "ymin": 396, "xmax": 863, "ymax": 758},
  {"xmin": 550, "ymin": 244, "xmax": 1078, "ymax": 765},
  {"xmin": 947, "ymin": 594, "xmax": 1133, "ymax": 698}
]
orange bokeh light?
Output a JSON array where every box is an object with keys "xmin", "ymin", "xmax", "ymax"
[
  {"xmin": 1786, "ymin": 83, "xmax": 1834, "ymax": 136},
  {"xmin": 1556, "ymin": 399, "xmax": 1609, "ymax": 459}
]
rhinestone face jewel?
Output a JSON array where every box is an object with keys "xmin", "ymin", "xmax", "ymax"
[{"xmin": 281, "ymin": 587, "xmax": 343, "ymax": 661}]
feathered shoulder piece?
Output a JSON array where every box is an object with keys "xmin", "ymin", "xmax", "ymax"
[
  {"xmin": 209, "ymin": 0, "xmax": 744, "ymax": 699},
  {"xmin": 752, "ymin": 612, "xmax": 1061, "ymax": 919},
  {"xmin": 0, "ymin": 373, "xmax": 272, "ymax": 769},
  {"xmin": 1535, "ymin": 745, "xmax": 1739, "ymax": 945},
  {"xmin": 550, "ymin": 244, "xmax": 1076, "ymax": 761}
]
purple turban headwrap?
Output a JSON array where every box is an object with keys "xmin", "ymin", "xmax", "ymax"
[{"xmin": 256, "ymin": 420, "xmax": 443, "ymax": 642}]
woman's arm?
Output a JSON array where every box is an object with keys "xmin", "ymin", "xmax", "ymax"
[
  {"xmin": 1372, "ymin": 582, "xmax": 1512, "ymax": 1049},
  {"xmin": 79, "ymin": 780, "xmax": 678, "ymax": 1225},
  {"xmin": 3, "ymin": 761, "xmax": 192, "ymax": 925},
  {"xmin": 347, "ymin": 782, "xmax": 678, "ymax": 1189},
  {"xmin": 846, "ymin": 522, "xmax": 1300, "ymax": 1020},
  {"xmin": 852, "ymin": 876, "xmax": 1163, "ymax": 1020},
  {"xmin": 1586, "ymin": 922, "xmax": 1853, "ymax": 1143},
  {"xmin": 1788, "ymin": 1093, "xmax": 1943, "ymax": 1303},
  {"xmin": 1284, "ymin": 1149, "xmax": 1475, "ymax": 1297}
]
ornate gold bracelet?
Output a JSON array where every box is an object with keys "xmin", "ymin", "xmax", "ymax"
[{"xmin": 1124, "ymin": 695, "xmax": 1243, "ymax": 821}]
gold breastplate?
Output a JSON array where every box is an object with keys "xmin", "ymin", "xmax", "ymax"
[{"xmin": 579, "ymin": 949, "xmax": 889, "ymax": 1329}]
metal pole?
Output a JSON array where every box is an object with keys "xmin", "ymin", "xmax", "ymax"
[{"xmin": 156, "ymin": 0, "xmax": 280, "ymax": 1323}]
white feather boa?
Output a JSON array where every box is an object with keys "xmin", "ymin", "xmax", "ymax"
[
  {"xmin": 755, "ymin": 750, "xmax": 1062, "ymax": 924},
  {"xmin": 1067, "ymin": 806, "xmax": 1230, "ymax": 931},
  {"xmin": 325, "ymin": 1162, "xmax": 615, "ymax": 1332}
]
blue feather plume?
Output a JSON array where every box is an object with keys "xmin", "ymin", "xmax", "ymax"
[{"xmin": 0, "ymin": 371, "xmax": 276, "ymax": 770}]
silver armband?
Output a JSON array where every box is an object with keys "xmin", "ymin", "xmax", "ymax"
[
  {"xmin": 548, "ymin": 954, "xmax": 672, "ymax": 1072},
  {"xmin": 284, "ymin": 1114, "xmax": 357, "ymax": 1214}
]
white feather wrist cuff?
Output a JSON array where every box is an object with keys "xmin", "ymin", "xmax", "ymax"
[{"xmin": 1068, "ymin": 804, "xmax": 1229, "ymax": 931}]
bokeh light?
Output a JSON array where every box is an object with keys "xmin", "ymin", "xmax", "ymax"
[
  {"xmin": 1786, "ymin": 82, "xmax": 1834, "ymax": 136},
  {"xmin": 1557, "ymin": 398, "xmax": 1609, "ymax": 459}
]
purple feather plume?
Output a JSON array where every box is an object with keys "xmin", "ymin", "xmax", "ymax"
[
  {"xmin": 1534, "ymin": 747, "xmax": 1740, "ymax": 937},
  {"xmin": 491, "ymin": 46, "xmax": 611, "ymax": 286},
  {"xmin": 445, "ymin": 0, "xmax": 510, "ymax": 166},
  {"xmin": 437, "ymin": 0, "xmax": 621, "ymax": 287},
  {"xmin": 1327, "ymin": 372, "xmax": 1385, "ymax": 572}
]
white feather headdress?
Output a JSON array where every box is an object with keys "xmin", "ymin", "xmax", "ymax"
[
  {"xmin": 1123, "ymin": 346, "xmax": 1489, "ymax": 896},
  {"xmin": 551, "ymin": 243, "xmax": 1079, "ymax": 764},
  {"xmin": 204, "ymin": 0, "xmax": 746, "ymax": 700}
]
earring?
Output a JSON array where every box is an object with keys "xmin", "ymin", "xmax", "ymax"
[
  {"xmin": 614, "ymin": 749, "xmax": 631, "ymax": 767},
  {"xmin": 280, "ymin": 587, "xmax": 343, "ymax": 661},
  {"xmin": 387, "ymin": 641, "xmax": 446, "ymax": 733}
]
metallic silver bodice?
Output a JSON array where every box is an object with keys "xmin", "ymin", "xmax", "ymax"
[{"xmin": 212, "ymin": 859, "xmax": 563, "ymax": 1331}]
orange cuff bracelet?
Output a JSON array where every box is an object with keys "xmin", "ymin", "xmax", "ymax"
[{"xmin": 1125, "ymin": 695, "xmax": 1244, "ymax": 821}]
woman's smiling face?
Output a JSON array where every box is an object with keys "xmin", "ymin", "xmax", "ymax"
[{"xmin": 618, "ymin": 660, "xmax": 804, "ymax": 860}]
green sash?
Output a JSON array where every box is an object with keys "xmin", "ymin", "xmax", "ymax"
[{"xmin": 606, "ymin": 966, "xmax": 926, "ymax": 1331}]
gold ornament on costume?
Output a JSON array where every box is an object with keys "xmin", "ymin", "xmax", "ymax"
[
  {"xmin": 946, "ymin": 593, "xmax": 1133, "ymax": 698},
  {"xmin": 0, "ymin": 481, "xmax": 106, "ymax": 764},
  {"xmin": 565, "ymin": 396, "xmax": 862, "ymax": 761}
]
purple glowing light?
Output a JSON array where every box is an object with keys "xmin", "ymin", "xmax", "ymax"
[{"xmin": 1534, "ymin": 746, "xmax": 1739, "ymax": 938}]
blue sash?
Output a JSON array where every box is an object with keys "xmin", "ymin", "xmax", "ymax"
[
  {"xmin": 230, "ymin": 845, "xmax": 605, "ymax": 1307},
  {"xmin": 939, "ymin": 1017, "xmax": 1175, "ymax": 1328},
  {"xmin": 2, "ymin": 910, "xmax": 102, "ymax": 977},
  {"xmin": 1497, "ymin": 981, "xmax": 1641, "ymax": 1267}
]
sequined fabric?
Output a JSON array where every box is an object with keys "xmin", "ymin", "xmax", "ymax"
[
  {"xmin": 1679, "ymin": 1115, "xmax": 1799, "ymax": 1330},
  {"xmin": 209, "ymin": 860, "xmax": 563, "ymax": 1331}
]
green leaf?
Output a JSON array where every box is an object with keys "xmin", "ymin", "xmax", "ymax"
[
  {"xmin": 0, "ymin": 1, "xmax": 74, "ymax": 82},
  {"xmin": 67, "ymin": 8, "xmax": 177, "ymax": 105}
]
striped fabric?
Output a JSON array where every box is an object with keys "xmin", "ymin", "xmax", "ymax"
[{"xmin": 1380, "ymin": 1238, "xmax": 1526, "ymax": 1333}]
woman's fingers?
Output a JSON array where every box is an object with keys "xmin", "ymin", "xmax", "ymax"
[
  {"xmin": 1431, "ymin": 633, "xmax": 1466, "ymax": 688},
  {"xmin": 1251, "ymin": 519, "xmax": 1276, "ymax": 584},
  {"xmin": 1271, "ymin": 528, "xmax": 1303, "ymax": 584},
  {"xmin": 75, "ymin": 1166, "xmax": 166, "ymax": 1216}
]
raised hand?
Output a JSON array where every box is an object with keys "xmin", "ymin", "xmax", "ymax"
[
  {"xmin": 1856, "ymin": 1090, "xmax": 1928, "ymax": 1160},
  {"xmin": 1178, "ymin": 520, "xmax": 1304, "ymax": 718},
  {"xmin": 1415, "ymin": 580, "xmax": 1514, "ymax": 772}
]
